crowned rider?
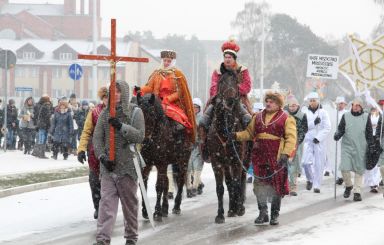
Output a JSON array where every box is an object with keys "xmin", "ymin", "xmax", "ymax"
[{"xmin": 135, "ymin": 50, "xmax": 196, "ymax": 143}]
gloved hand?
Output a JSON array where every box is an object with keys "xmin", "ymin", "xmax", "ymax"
[
  {"xmin": 77, "ymin": 151, "xmax": 87, "ymax": 164},
  {"xmin": 314, "ymin": 117, "xmax": 321, "ymax": 125},
  {"xmin": 108, "ymin": 117, "xmax": 122, "ymax": 130},
  {"xmin": 278, "ymin": 154, "xmax": 289, "ymax": 167},
  {"xmin": 134, "ymin": 86, "xmax": 141, "ymax": 93},
  {"xmin": 334, "ymin": 132, "xmax": 341, "ymax": 141},
  {"xmin": 313, "ymin": 138, "xmax": 320, "ymax": 144},
  {"xmin": 99, "ymin": 155, "xmax": 115, "ymax": 172},
  {"xmin": 227, "ymin": 132, "xmax": 237, "ymax": 142}
]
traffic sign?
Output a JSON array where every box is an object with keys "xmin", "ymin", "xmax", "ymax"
[
  {"xmin": 68, "ymin": 63, "xmax": 83, "ymax": 80},
  {"xmin": 0, "ymin": 50, "xmax": 17, "ymax": 69}
]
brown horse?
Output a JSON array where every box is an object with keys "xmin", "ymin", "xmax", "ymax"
[
  {"xmin": 204, "ymin": 69, "xmax": 250, "ymax": 224},
  {"xmin": 136, "ymin": 93, "xmax": 192, "ymax": 222}
]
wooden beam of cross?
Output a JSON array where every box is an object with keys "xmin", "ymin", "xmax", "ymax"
[{"xmin": 78, "ymin": 19, "xmax": 149, "ymax": 161}]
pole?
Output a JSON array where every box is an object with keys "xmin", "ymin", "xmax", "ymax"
[
  {"xmin": 191, "ymin": 54, "xmax": 195, "ymax": 98},
  {"xmin": 92, "ymin": 0, "xmax": 98, "ymax": 100},
  {"xmin": 206, "ymin": 54, "xmax": 209, "ymax": 103},
  {"xmin": 260, "ymin": 13, "xmax": 265, "ymax": 102},
  {"xmin": 196, "ymin": 53, "xmax": 199, "ymax": 99},
  {"xmin": 334, "ymin": 109, "xmax": 339, "ymax": 200},
  {"xmin": 3, "ymin": 51, "xmax": 7, "ymax": 151}
]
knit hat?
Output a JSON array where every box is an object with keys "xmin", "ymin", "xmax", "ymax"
[
  {"xmin": 81, "ymin": 100, "xmax": 89, "ymax": 106},
  {"xmin": 264, "ymin": 91, "xmax": 284, "ymax": 108},
  {"xmin": 306, "ymin": 92, "xmax": 320, "ymax": 100},
  {"xmin": 69, "ymin": 93, "xmax": 76, "ymax": 99},
  {"xmin": 160, "ymin": 50, "xmax": 176, "ymax": 59},
  {"xmin": 287, "ymin": 95, "xmax": 299, "ymax": 106},
  {"xmin": 221, "ymin": 38, "xmax": 240, "ymax": 59},
  {"xmin": 352, "ymin": 97, "xmax": 364, "ymax": 107},
  {"xmin": 335, "ymin": 96, "xmax": 347, "ymax": 104},
  {"xmin": 8, "ymin": 99, "xmax": 15, "ymax": 105}
]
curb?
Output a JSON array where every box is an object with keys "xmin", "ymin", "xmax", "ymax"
[{"xmin": 0, "ymin": 176, "xmax": 88, "ymax": 198}]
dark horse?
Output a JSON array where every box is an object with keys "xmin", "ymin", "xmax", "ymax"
[
  {"xmin": 136, "ymin": 93, "xmax": 192, "ymax": 222},
  {"xmin": 204, "ymin": 69, "xmax": 250, "ymax": 224}
]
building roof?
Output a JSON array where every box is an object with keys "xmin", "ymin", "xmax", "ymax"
[
  {"xmin": 0, "ymin": 3, "xmax": 64, "ymax": 16},
  {"xmin": 0, "ymin": 38, "xmax": 132, "ymax": 67}
]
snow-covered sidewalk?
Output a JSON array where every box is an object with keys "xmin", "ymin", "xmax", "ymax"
[{"xmin": 0, "ymin": 150, "xmax": 81, "ymax": 176}]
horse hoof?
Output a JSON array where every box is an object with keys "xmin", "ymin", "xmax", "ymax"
[
  {"xmin": 227, "ymin": 210, "xmax": 237, "ymax": 217},
  {"xmin": 153, "ymin": 213, "xmax": 163, "ymax": 222},
  {"xmin": 172, "ymin": 208, "xmax": 181, "ymax": 215},
  {"xmin": 237, "ymin": 207, "xmax": 245, "ymax": 216},
  {"xmin": 215, "ymin": 215, "xmax": 225, "ymax": 224},
  {"xmin": 142, "ymin": 210, "xmax": 149, "ymax": 220}
]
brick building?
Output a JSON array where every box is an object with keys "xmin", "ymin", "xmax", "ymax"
[{"xmin": 0, "ymin": 0, "xmax": 101, "ymax": 40}]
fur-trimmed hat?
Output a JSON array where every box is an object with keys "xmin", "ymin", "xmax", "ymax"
[
  {"xmin": 98, "ymin": 86, "xmax": 108, "ymax": 99},
  {"xmin": 221, "ymin": 38, "xmax": 240, "ymax": 58},
  {"xmin": 264, "ymin": 91, "xmax": 284, "ymax": 108},
  {"xmin": 160, "ymin": 50, "xmax": 176, "ymax": 59}
]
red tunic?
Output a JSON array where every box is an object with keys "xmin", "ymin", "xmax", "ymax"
[
  {"xmin": 252, "ymin": 110, "xmax": 290, "ymax": 196},
  {"xmin": 209, "ymin": 66, "xmax": 251, "ymax": 97}
]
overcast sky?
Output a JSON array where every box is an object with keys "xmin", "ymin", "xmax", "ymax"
[{"xmin": 12, "ymin": 0, "xmax": 383, "ymax": 41}]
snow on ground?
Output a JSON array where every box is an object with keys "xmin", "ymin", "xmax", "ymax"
[
  {"xmin": 1, "ymin": 150, "xmax": 384, "ymax": 244},
  {"xmin": 0, "ymin": 150, "xmax": 80, "ymax": 176}
]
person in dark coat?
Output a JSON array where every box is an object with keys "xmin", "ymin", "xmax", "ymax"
[
  {"xmin": 50, "ymin": 100, "xmax": 73, "ymax": 160},
  {"xmin": 75, "ymin": 100, "xmax": 90, "ymax": 140},
  {"xmin": 6, "ymin": 99, "xmax": 18, "ymax": 150},
  {"xmin": 32, "ymin": 95, "xmax": 53, "ymax": 158}
]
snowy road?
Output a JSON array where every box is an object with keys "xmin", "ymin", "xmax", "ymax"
[{"xmin": 1, "ymin": 162, "xmax": 384, "ymax": 245}]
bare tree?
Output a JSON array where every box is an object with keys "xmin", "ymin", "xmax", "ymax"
[{"xmin": 231, "ymin": 2, "xmax": 271, "ymax": 87}]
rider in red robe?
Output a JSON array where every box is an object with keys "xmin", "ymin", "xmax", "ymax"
[{"xmin": 234, "ymin": 92, "xmax": 297, "ymax": 226}]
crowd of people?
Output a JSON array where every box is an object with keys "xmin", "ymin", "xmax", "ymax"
[{"xmin": 1, "ymin": 39, "xmax": 384, "ymax": 245}]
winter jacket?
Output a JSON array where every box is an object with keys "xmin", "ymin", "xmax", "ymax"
[
  {"xmin": 304, "ymin": 105, "xmax": 331, "ymax": 143},
  {"xmin": 93, "ymin": 80, "xmax": 145, "ymax": 180},
  {"xmin": 35, "ymin": 98, "xmax": 53, "ymax": 131},
  {"xmin": 50, "ymin": 110, "xmax": 74, "ymax": 143},
  {"xmin": 209, "ymin": 63, "xmax": 251, "ymax": 97},
  {"xmin": 288, "ymin": 108, "xmax": 308, "ymax": 145},
  {"xmin": 74, "ymin": 108, "xmax": 89, "ymax": 134},
  {"xmin": 19, "ymin": 97, "xmax": 36, "ymax": 129},
  {"xmin": 6, "ymin": 104, "xmax": 18, "ymax": 129}
]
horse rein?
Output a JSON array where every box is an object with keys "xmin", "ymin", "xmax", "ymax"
[{"xmin": 223, "ymin": 114, "xmax": 287, "ymax": 181}]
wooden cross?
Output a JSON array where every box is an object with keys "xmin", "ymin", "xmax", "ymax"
[{"xmin": 78, "ymin": 19, "xmax": 149, "ymax": 161}]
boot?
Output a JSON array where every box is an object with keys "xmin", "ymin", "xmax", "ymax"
[
  {"xmin": 197, "ymin": 182, "xmax": 204, "ymax": 195},
  {"xmin": 191, "ymin": 188, "xmax": 197, "ymax": 197},
  {"xmin": 93, "ymin": 209, "xmax": 98, "ymax": 219},
  {"xmin": 336, "ymin": 177, "xmax": 344, "ymax": 185},
  {"xmin": 306, "ymin": 181, "xmax": 313, "ymax": 190},
  {"xmin": 254, "ymin": 210, "xmax": 269, "ymax": 225},
  {"xmin": 353, "ymin": 193, "xmax": 362, "ymax": 201},
  {"xmin": 270, "ymin": 196, "xmax": 281, "ymax": 225},
  {"xmin": 187, "ymin": 189, "xmax": 193, "ymax": 198},
  {"xmin": 343, "ymin": 186, "xmax": 353, "ymax": 198}
]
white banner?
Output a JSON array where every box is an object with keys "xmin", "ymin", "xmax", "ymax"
[{"xmin": 306, "ymin": 54, "xmax": 339, "ymax": 80}]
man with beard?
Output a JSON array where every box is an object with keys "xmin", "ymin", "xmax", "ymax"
[{"xmin": 232, "ymin": 92, "xmax": 297, "ymax": 225}]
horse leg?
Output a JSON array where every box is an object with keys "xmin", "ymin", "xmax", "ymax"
[
  {"xmin": 224, "ymin": 164, "xmax": 236, "ymax": 217},
  {"xmin": 213, "ymin": 161, "xmax": 225, "ymax": 223},
  {"xmin": 141, "ymin": 166, "xmax": 151, "ymax": 219},
  {"xmin": 154, "ymin": 167, "xmax": 166, "ymax": 222},
  {"xmin": 236, "ymin": 163, "xmax": 246, "ymax": 216},
  {"xmin": 161, "ymin": 165, "xmax": 169, "ymax": 217},
  {"xmin": 172, "ymin": 159, "xmax": 187, "ymax": 215}
]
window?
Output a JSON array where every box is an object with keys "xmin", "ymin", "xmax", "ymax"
[
  {"xmin": 23, "ymin": 52, "xmax": 35, "ymax": 60},
  {"xmin": 30, "ymin": 67, "xmax": 39, "ymax": 78},
  {"xmin": 52, "ymin": 67, "xmax": 62, "ymax": 79},
  {"xmin": 15, "ymin": 67, "xmax": 26, "ymax": 78},
  {"xmin": 59, "ymin": 53, "xmax": 73, "ymax": 60}
]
